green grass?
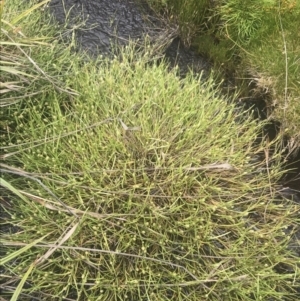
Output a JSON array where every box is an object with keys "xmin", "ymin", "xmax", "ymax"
[
  {"xmin": 144, "ymin": 0, "xmax": 213, "ymax": 46},
  {"xmin": 145, "ymin": 0, "xmax": 300, "ymax": 149},
  {"xmin": 219, "ymin": 0, "xmax": 300, "ymax": 147},
  {"xmin": 1, "ymin": 0, "xmax": 300, "ymax": 300}
]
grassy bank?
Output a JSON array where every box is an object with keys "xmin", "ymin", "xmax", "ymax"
[
  {"xmin": 1, "ymin": 1, "xmax": 299, "ymax": 300},
  {"xmin": 145, "ymin": 0, "xmax": 300, "ymax": 149}
]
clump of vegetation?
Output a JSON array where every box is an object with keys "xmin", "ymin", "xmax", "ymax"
[
  {"xmin": 1, "ymin": 1, "xmax": 299, "ymax": 301},
  {"xmin": 144, "ymin": 0, "xmax": 213, "ymax": 46},
  {"xmin": 146, "ymin": 0, "xmax": 300, "ymax": 149},
  {"xmin": 218, "ymin": 0, "xmax": 300, "ymax": 147}
]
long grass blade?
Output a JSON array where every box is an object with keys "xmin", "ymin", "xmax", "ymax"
[
  {"xmin": 0, "ymin": 177, "xmax": 28, "ymax": 203},
  {"xmin": 10, "ymin": 263, "xmax": 35, "ymax": 301},
  {"xmin": 0, "ymin": 234, "xmax": 49, "ymax": 265},
  {"xmin": 10, "ymin": 0, "xmax": 50, "ymax": 25}
]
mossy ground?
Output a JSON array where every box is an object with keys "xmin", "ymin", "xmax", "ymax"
[{"xmin": 1, "ymin": 1, "xmax": 299, "ymax": 300}]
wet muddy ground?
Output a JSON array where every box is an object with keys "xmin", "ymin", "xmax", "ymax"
[
  {"xmin": 48, "ymin": 0, "xmax": 157, "ymax": 56},
  {"xmin": 47, "ymin": 0, "xmax": 211, "ymax": 75}
]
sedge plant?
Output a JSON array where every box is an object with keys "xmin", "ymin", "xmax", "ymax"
[{"xmin": 1, "ymin": 1, "xmax": 299, "ymax": 301}]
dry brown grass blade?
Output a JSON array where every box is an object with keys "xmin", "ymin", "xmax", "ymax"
[
  {"xmin": 20, "ymin": 190, "xmax": 129, "ymax": 221},
  {"xmin": 184, "ymin": 162, "xmax": 235, "ymax": 171},
  {"xmin": 0, "ymin": 81, "xmax": 23, "ymax": 93},
  {"xmin": 35, "ymin": 221, "xmax": 79, "ymax": 266},
  {"xmin": 19, "ymin": 191, "xmax": 62, "ymax": 211},
  {"xmin": 3, "ymin": 31, "xmax": 78, "ymax": 96},
  {"xmin": 0, "ymin": 164, "xmax": 79, "ymax": 218},
  {"xmin": 0, "ymin": 91, "xmax": 42, "ymax": 106}
]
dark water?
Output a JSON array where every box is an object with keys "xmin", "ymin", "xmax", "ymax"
[{"xmin": 283, "ymin": 151, "xmax": 300, "ymax": 192}]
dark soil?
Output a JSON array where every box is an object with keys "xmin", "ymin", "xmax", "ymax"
[{"xmin": 47, "ymin": 0, "xmax": 210, "ymax": 75}]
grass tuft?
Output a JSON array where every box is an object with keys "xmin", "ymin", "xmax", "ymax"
[{"xmin": 1, "ymin": 1, "xmax": 299, "ymax": 300}]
